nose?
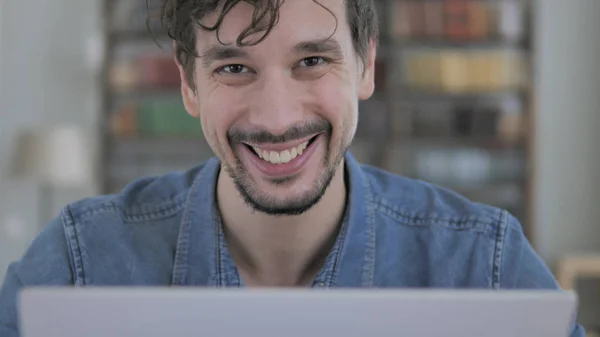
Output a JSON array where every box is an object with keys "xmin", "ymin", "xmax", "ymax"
[{"xmin": 248, "ymin": 70, "xmax": 305, "ymax": 136}]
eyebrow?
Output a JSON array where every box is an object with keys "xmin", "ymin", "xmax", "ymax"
[
  {"xmin": 294, "ymin": 39, "xmax": 344, "ymax": 59},
  {"xmin": 201, "ymin": 46, "xmax": 250, "ymax": 68},
  {"xmin": 200, "ymin": 38, "xmax": 344, "ymax": 68}
]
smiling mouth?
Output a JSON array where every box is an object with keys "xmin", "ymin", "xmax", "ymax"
[{"xmin": 244, "ymin": 135, "xmax": 319, "ymax": 164}]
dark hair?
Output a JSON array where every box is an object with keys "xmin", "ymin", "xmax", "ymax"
[{"xmin": 153, "ymin": 0, "xmax": 379, "ymax": 90}]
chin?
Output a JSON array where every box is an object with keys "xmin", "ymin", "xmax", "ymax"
[
  {"xmin": 241, "ymin": 192, "xmax": 326, "ymax": 216},
  {"xmin": 233, "ymin": 154, "xmax": 340, "ymax": 216},
  {"xmin": 235, "ymin": 161, "xmax": 336, "ymax": 216}
]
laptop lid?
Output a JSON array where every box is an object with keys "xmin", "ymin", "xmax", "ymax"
[{"xmin": 19, "ymin": 288, "xmax": 577, "ymax": 337}]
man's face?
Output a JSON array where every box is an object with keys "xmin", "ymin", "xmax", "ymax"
[{"xmin": 179, "ymin": 0, "xmax": 376, "ymax": 215}]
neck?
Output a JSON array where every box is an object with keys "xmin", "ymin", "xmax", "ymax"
[{"xmin": 216, "ymin": 161, "xmax": 347, "ymax": 287}]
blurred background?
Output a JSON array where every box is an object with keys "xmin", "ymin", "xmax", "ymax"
[{"xmin": 0, "ymin": 0, "xmax": 599, "ymax": 332}]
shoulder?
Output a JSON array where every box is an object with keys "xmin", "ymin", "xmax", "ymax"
[
  {"xmin": 359, "ymin": 164, "xmax": 532, "ymax": 288},
  {"xmin": 65, "ymin": 160, "xmax": 211, "ymax": 223},
  {"xmin": 360, "ymin": 163, "xmax": 519, "ymax": 236},
  {"xmin": 27, "ymin": 159, "xmax": 216, "ymax": 286}
]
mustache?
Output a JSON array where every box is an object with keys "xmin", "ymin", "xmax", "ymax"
[{"xmin": 228, "ymin": 121, "xmax": 332, "ymax": 145}]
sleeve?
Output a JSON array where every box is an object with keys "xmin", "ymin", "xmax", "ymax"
[
  {"xmin": 0, "ymin": 325, "xmax": 17, "ymax": 337},
  {"xmin": 0, "ymin": 265, "xmax": 22, "ymax": 337},
  {"xmin": 0, "ymin": 216, "xmax": 75, "ymax": 336},
  {"xmin": 498, "ymin": 211, "xmax": 586, "ymax": 337}
]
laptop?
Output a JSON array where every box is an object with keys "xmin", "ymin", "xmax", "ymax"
[{"xmin": 19, "ymin": 288, "xmax": 577, "ymax": 337}]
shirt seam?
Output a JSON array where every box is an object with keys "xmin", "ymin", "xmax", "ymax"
[
  {"xmin": 216, "ymin": 216, "xmax": 225, "ymax": 287},
  {"xmin": 373, "ymin": 200, "xmax": 499, "ymax": 232},
  {"xmin": 327, "ymin": 211, "xmax": 350, "ymax": 287},
  {"xmin": 61, "ymin": 206, "xmax": 86, "ymax": 286},
  {"xmin": 361, "ymin": 174, "xmax": 376, "ymax": 288},
  {"xmin": 171, "ymin": 167, "xmax": 208, "ymax": 286},
  {"xmin": 492, "ymin": 209, "xmax": 509, "ymax": 289},
  {"xmin": 74, "ymin": 195, "xmax": 188, "ymax": 224}
]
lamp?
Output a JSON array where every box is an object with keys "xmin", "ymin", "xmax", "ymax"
[{"xmin": 11, "ymin": 126, "xmax": 96, "ymax": 227}]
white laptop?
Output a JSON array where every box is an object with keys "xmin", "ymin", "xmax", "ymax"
[{"xmin": 19, "ymin": 288, "xmax": 577, "ymax": 337}]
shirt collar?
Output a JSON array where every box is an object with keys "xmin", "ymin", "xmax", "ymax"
[{"xmin": 171, "ymin": 152, "xmax": 376, "ymax": 288}]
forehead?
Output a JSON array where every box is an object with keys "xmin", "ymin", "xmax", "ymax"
[{"xmin": 197, "ymin": 0, "xmax": 349, "ymax": 52}]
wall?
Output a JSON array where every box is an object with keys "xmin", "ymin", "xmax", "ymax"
[
  {"xmin": 533, "ymin": 0, "xmax": 600, "ymax": 265},
  {"xmin": 533, "ymin": 0, "xmax": 600, "ymax": 327},
  {"xmin": 0, "ymin": 0, "xmax": 102, "ymax": 281}
]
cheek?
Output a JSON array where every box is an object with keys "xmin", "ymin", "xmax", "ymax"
[
  {"xmin": 197, "ymin": 95, "xmax": 233, "ymax": 156},
  {"xmin": 196, "ymin": 99, "xmax": 217, "ymax": 139},
  {"xmin": 310, "ymin": 77, "xmax": 358, "ymax": 140},
  {"xmin": 197, "ymin": 81, "xmax": 228, "ymax": 135}
]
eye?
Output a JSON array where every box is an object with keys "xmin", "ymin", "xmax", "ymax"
[
  {"xmin": 219, "ymin": 64, "xmax": 249, "ymax": 74},
  {"xmin": 299, "ymin": 57, "xmax": 327, "ymax": 68}
]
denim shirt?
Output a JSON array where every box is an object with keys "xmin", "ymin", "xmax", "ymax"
[{"xmin": 0, "ymin": 153, "xmax": 585, "ymax": 336}]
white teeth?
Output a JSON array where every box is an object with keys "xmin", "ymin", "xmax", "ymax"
[
  {"xmin": 280, "ymin": 150, "xmax": 292, "ymax": 163},
  {"xmin": 253, "ymin": 147, "xmax": 262, "ymax": 159},
  {"xmin": 298, "ymin": 141, "xmax": 307, "ymax": 155},
  {"xmin": 269, "ymin": 151, "xmax": 281, "ymax": 164},
  {"xmin": 252, "ymin": 139, "xmax": 311, "ymax": 164}
]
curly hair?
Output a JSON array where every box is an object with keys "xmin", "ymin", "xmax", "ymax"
[{"xmin": 152, "ymin": 0, "xmax": 379, "ymax": 90}]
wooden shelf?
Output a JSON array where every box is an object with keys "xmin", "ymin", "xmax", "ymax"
[
  {"xmin": 394, "ymin": 38, "xmax": 528, "ymax": 49},
  {"xmin": 109, "ymin": 136, "xmax": 210, "ymax": 158},
  {"xmin": 391, "ymin": 137, "xmax": 525, "ymax": 151},
  {"xmin": 399, "ymin": 88, "xmax": 528, "ymax": 101},
  {"xmin": 453, "ymin": 183, "xmax": 525, "ymax": 208}
]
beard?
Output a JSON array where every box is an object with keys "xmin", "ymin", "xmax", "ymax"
[{"xmin": 223, "ymin": 121, "xmax": 347, "ymax": 216}]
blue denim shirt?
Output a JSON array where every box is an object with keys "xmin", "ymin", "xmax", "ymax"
[{"xmin": 0, "ymin": 153, "xmax": 585, "ymax": 336}]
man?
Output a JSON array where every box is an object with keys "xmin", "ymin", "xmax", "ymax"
[{"xmin": 0, "ymin": 0, "xmax": 585, "ymax": 336}]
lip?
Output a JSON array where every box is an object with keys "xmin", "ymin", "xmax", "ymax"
[
  {"xmin": 242, "ymin": 134, "xmax": 317, "ymax": 152},
  {"xmin": 240, "ymin": 134, "xmax": 322, "ymax": 178}
]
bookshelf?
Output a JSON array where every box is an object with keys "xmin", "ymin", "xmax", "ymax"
[
  {"xmin": 380, "ymin": 0, "xmax": 535, "ymax": 239},
  {"xmin": 100, "ymin": 0, "xmax": 535, "ymax": 240}
]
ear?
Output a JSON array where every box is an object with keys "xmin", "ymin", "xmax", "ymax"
[
  {"xmin": 358, "ymin": 38, "xmax": 377, "ymax": 100},
  {"xmin": 174, "ymin": 46, "xmax": 200, "ymax": 118}
]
